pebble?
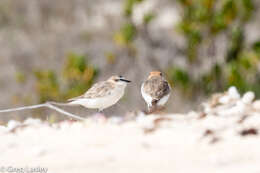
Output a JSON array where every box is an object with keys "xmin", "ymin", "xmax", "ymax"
[
  {"xmin": 228, "ymin": 86, "xmax": 240, "ymax": 100},
  {"xmin": 136, "ymin": 114, "xmax": 155, "ymax": 129},
  {"xmin": 109, "ymin": 116, "xmax": 124, "ymax": 124},
  {"xmin": 219, "ymin": 95, "xmax": 231, "ymax": 104},
  {"xmin": 252, "ymin": 100, "xmax": 260, "ymax": 110},
  {"xmin": 242, "ymin": 91, "xmax": 255, "ymax": 104},
  {"xmin": 218, "ymin": 101, "xmax": 246, "ymax": 116},
  {"xmin": 7, "ymin": 120, "xmax": 21, "ymax": 131},
  {"xmin": 0, "ymin": 125, "xmax": 7, "ymax": 133},
  {"xmin": 24, "ymin": 118, "xmax": 42, "ymax": 125}
]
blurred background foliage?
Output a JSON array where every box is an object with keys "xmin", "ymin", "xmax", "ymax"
[
  {"xmin": 1, "ymin": 0, "xmax": 260, "ymax": 117},
  {"xmin": 25, "ymin": 0, "xmax": 260, "ymax": 103},
  {"xmin": 113, "ymin": 0, "xmax": 260, "ymax": 99},
  {"xmin": 34, "ymin": 53, "xmax": 98, "ymax": 103},
  {"xmin": 168, "ymin": 0, "xmax": 260, "ymax": 98}
]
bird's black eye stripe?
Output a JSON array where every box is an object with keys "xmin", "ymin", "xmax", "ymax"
[
  {"xmin": 119, "ymin": 75, "xmax": 123, "ymax": 78},
  {"xmin": 120, "ymin": 79, "xmax": 131, "ymax": 83}
]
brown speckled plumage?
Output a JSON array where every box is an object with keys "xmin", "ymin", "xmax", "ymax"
[
  {"xmin": 142, "ymin": 75, "xmax": 171, "ymax": 101},
  {"xmin": 84, "ymin": 81, "xmax": 115, "ymax": 98},
  {"xmin": 68, "ymin": 81, "xmax": 115, "ymax": 101}
]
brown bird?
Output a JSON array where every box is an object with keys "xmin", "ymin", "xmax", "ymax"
[{"xmin": 141, "ymin": 71, "xmax": 171, "ymax": 112}]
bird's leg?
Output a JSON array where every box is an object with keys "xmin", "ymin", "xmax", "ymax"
[
  {"xmin": 149, "ymin": 105, "xmax": 166, "ymax": 115},
  {"xmin": 147, "ymin": 99, "xmax": 160, "ymax": 114},
  {"xmin": 147, "ymin": 105, "xmax": 155, "ymax": 114},
  {"xmin": 93, "ymin": 109, "xmax": 107, "ymax": 121},
  {"xmin": 148, "ymin": 104, "xmax": 165, "ymax": 114}
]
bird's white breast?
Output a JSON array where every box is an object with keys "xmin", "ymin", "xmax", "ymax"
[
  {"xmin": 70, "ymin": 85, "xmax": 125, "ymax": 111},
  {"xmin": 141, "ymin": 83, "xmax": 153, "ymax": 107}
]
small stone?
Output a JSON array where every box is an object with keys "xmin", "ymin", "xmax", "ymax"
[
  {"xmin": 228, "ymin": 86, "xmax": 240, "ymax": 100},
  {"xmin": 204, "ymin": 106, "xmax": 212, "ymax": 114},
  {"xmin": 242, "ymin": 91, "xmax": 255, "ymax": 104},
  {"xmin": 252, "ymin": 100, "xmax": 260, "ymax": 110},
  {"xmin": 109, "ymin": 116, "xmax": 124, "ymax": 124},
  {"xmin": 240, "ymin": 128, "xmax": 258, "ymax": 136},
  {"xmin": 219, "ymin": 95, "xmax": 231, "ymax": 104},
  {"xmin": 203, "ymin": 129, "xmax": 214, "ymax": 136},
  {"xmin": 210, "ymin": 137, "xmax": 220, "ymax": 144},
  {"xmin": 7, "ymin": 120, "xmax": 21, "ymax": 131},
  {"xmin": 136, "ymin": 114, "xmax": 155, "ymax": 129},
  {"xmin": 187, "ymin": 111, "xmax": 199, "ymax": 118},
  {"xmin": 218, "ymin": 101, "xmax": 246, "ymax": 116},
  {"xmin": 24, "ymin": 118, "xmax": 42, "ymax": 125},
  {"xmin": 0, "ymin": 126, "xmax": 7, "ymax": 133}
]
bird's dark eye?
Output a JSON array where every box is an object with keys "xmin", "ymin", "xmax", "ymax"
[{"xmin": 115, "ymin": 79, "xmax": 119, "ymax": 82}]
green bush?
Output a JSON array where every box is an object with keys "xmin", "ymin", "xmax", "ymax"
[
  {"xmin": 168, "ymin": 0, "xmax": 260, "ymax": 97},
  {"xmin": 34, "ymin": 53, "xmax": 99, "ymax": 103}
]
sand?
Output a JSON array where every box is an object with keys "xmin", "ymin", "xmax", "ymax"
[{"xmin": 1, "ymin": 87, "xmax": 260, "ymax": 173}]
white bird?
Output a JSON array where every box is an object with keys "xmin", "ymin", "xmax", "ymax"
[
  {"xmin": 141, "ymin": 71, "xmax": 171, "ymax": 112},
  {"xmin": 68, "ymin": 75, "xmax": 131, "ymax": 112}
]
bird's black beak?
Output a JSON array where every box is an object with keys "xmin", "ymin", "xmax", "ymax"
[{"xmin": 120, "ymin": 79, "xmax": 131, "ymax": 83}]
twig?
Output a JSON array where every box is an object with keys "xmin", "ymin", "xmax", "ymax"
[
  {"xmin": 0, "ymin": 104, "xmax": 46, "ymax": 113},
  {"xmin": 46, "ymin": 103, "xmax": 86, "ymax": 121},
  {"xmin": 0, "ymin": 103, "xmax": 86, "ymax": 121},
  {"xmin": 46, "ymin": 101, "xmax": 73, "ymax": 107}
]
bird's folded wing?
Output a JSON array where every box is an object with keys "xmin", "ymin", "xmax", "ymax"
[
  {"xmin": 155, "ymin": 80, "xmax": 171, "ymax": 99},
  {"xmin": 67, "ymin": 95, "xmax": 85, "ymax": 101},
  {"xmin": 68, "ymin": 81, "xmax": 115, "ymax": 101},
  {"xmin": 143, "ymin": 78, "xmax": 171, "ymax": 100}
]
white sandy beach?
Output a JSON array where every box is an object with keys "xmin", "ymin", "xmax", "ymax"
[{"xmin": 1, "ymin": 87, "xmax": 260, "ymax": 173}]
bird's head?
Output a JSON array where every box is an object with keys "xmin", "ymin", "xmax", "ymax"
[
  {"xmin": 148, "ymin": 71, "xmax": 163, "ymax": 78},
  {"xmin": 108, "ymin": 75, "xmax": 131, "ymax": 86}
]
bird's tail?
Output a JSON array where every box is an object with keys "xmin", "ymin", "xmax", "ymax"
[{"xmin": 47, "ymin": 101, "xmax": 77, "ymax": 107}]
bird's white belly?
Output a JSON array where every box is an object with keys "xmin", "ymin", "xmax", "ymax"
[
  {"xmin": 157, "ymin": 94, "xmax": 170, "ymax": 106},
  {"xmin": 73, "ymin": 88, "xmax": 124, "ymax": 110},
  {"xmin": 141, "ymin": 89, "xmax": 153, "ymax": 107},
  {"xmin": 141, "ymin": 84, "xmax": 170, "ymax": 107}
]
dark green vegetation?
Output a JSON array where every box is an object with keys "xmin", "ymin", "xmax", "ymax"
[
  {"xmin": 170, "ymin": 0, "xmax": 260, "ymax": 97},
  {"xmin": 118, "ymin": 0, "xmax": 260, "ymax": 98},
  {"xmin": 34, "ymin": 53, "xmax": 98, "ymax": 103},
  {"xmin": 15, "ymin": 0, "xmax": 260, "ymax": 104}
]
